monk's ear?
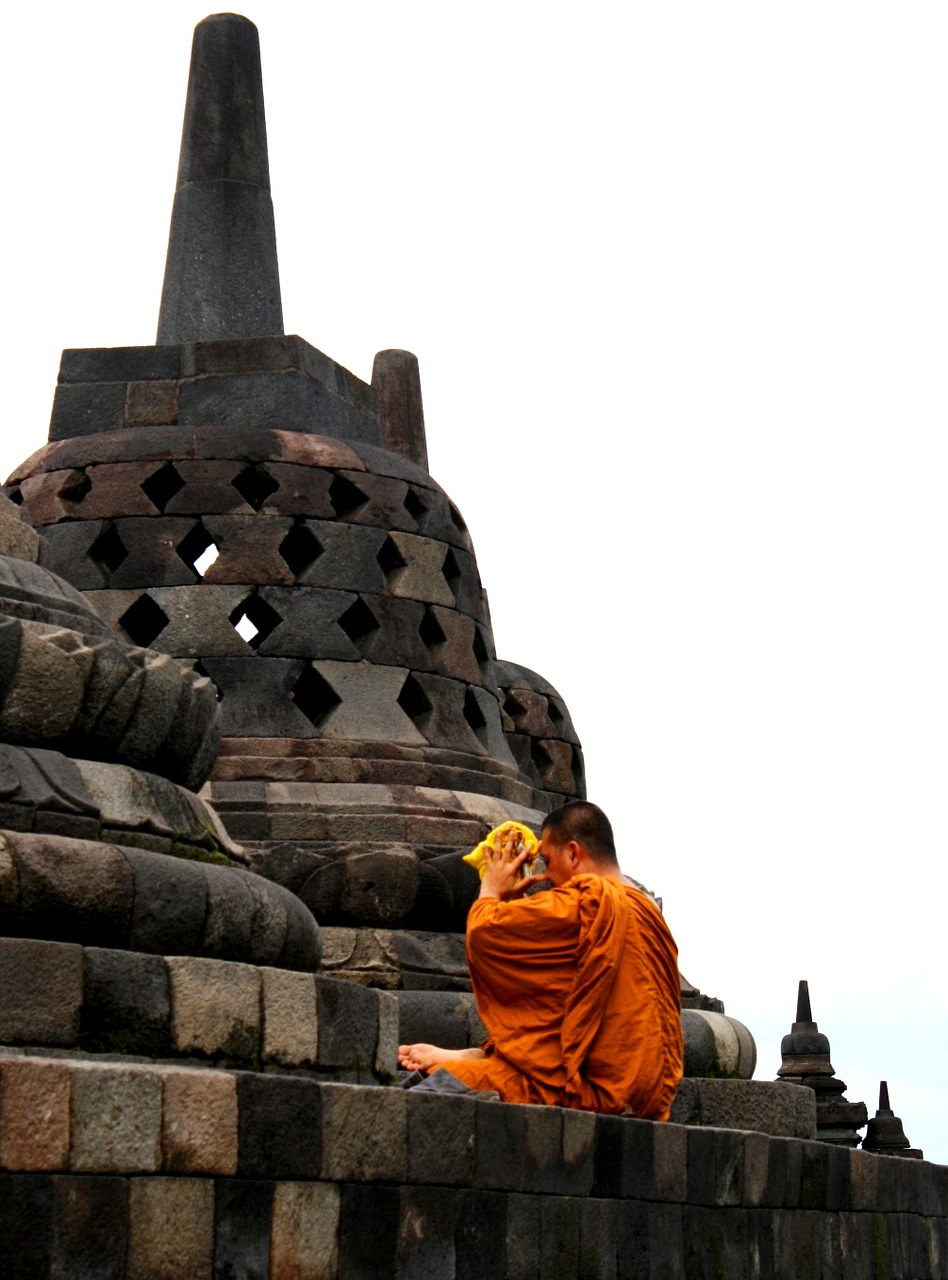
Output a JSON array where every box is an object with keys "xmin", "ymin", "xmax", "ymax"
[{"xmin": 566, "ymin": 840, "xmax": 583, "ymax": 868}]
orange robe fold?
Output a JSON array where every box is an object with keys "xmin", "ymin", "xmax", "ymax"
[{"xmin": 437, "ymin": 876, "xmax": 683, "ymax": 1118}]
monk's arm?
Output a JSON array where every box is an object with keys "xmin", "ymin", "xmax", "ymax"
[{"xmin": 397, "ymin": 1043, "xmax": 487, "ymax": 1072}]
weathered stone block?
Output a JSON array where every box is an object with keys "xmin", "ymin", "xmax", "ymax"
[
  {"xmin": 201, "ymin": 656, "xmax": 317, "ymax": 738},
  {"xmin": 455, "ymin": 1189, "xmax": 508, "ymax": 1280},
  {"xmin": 213, "ymin": 1179, "xmax": 272, "ymax": 1279},
  {"xmin": 376, "ymin": 989, "xmax": 399, "ymax": 1079},
  {"xmin": 406, "ymin": 1091, "xmax": 477, "ymax": 1187},
  {"xmin": 126, "ymin": 380, "xmax": 179, "ymax": 426},
  {"xmin": 692, "ymin": 1078, "xmax": 814, "ymax": 1138},
  {"xmin": 686, "ymin": 1126, "xmax": 743, "ymax": 1206},
  {"xmin": 13, "ymin": 831, "xmax": 133, "ymax": 950},
  {"xmin": 258, "ymin": 463, "xmax": 335, "ymax": 518},
  {"xmin": 126, "ymin": 1177, "xmax": 214, "ymax": 1280},
  {"xmin": 539, "ymin": 1195, "xmax": 582, "ymax": 1277},
  {"xmin": 384, "ymin": 532, "xmax": 455, "ymax": 606},
  {"xmin": 0, "ymin": 937, "xmax": 83, "ymax": 1046},
  {"xmin": 255, "ymin": 586, "xmax": 361, "ymax": 659},
  {"xmin": 237, "ymin": 1073, "xmax": 322, "ymax": 1179},
  {"xmin": 653, "ymin": 1122, "xmax": 688, "ymax": 1203},
  {"xmin": 338, "ymin": 1183, "xmax": 400, "ymax": 1277},
  {"xmin": 578, "ymin": 1197, "xmax": 618, "ymax": 1280},
  {"xmin": 52, "ymin": 1174, "xmax": 129, "ymax": 1280},
  {"xmin": 742, "ymin": 1131, "xmax": 771, "ymax": 1208},
  {"xmin": 619, "ymin": 1118, "xmax": 655, "ymax": 1201},
  {"xmin": 81, "ymin": 461, "xmax": 181, "ymax": 519},
  {"xmin": 167, "ymin": 956, "xmax": 260, "ymax": 1061},
  {"xmin": 0, "ymin": 1171, "xmax": 53, "ymax": 1277},
  {"xmin": 126, "ymin": 848, "xmax": 208, "ymax": 956},
  {"xmin": 523, "ymin": 1104, "xmax": 564, "ymax": 1194},
  {"xmin": 160, "ymin": 1067, "xmax": 238, "ymax": 1174},
  {"xmin": 397, "ymin": 1185, "xmax": 458, "ymax": 1278},
  {"xmin": 270, "ymin": 1181, "xmax": 341, "ymax": 1280},
  {"xmin": 0, "ymin": 1057, "xmax": 71, "ymax": 1171},
  {"xmin": 145, "ymin": 585, "xmax": 249, "ymax": 655},
  {"xmin": 50, "ymin": 383, "xmax": 127, "ymax": 440},
  {"xmin": 105, "ymin": 518, "xmax": 200, "ymax": 589},
  {"xmin": 591, "ymin": 1114, "xmax": 624, "ymax": 1200},
  {"xmin": 504, "ymin": 1192, "xmax": 541, "ymax": 1280},
  {"xmin": 203, "ymin": 516, "xmax": 295, "ymax": 585},
  {"xmin": 315, "ymin": 976, "xmax": 381, "ymax": 1072},
  {"xmin": 320, "ymin": 1083, "xmax": 407, "ymax": 1182},
  {"xmin": 58, "ymin": 346, "xmax": 182, "ymax": 384},
  {"xmin": 293, "ymin": 521, "xmax": 388, "ymax": 593},
  {"xmin": 70, "ymin": 1063, "xmax": 162, "ymax": 1173},
  {"xmin": 474, "ymin": 1095, "xmax": 525, "ymax": 1192},
  {"xmin": 261, "ymin": 967, "xmax": 319, "ymax": 1067},
  {"xmin": 562, "ymin": 1108, "xmax": 597, "ymax": 1198}
]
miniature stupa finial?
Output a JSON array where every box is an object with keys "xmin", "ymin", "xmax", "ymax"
[
  {"xmin": 157, "ymin": 13, "xmax": 283, "ymax": 344},
  {"xmin": 862, "ymin": 1081, "xmax": 923, "ymax": 1159}
]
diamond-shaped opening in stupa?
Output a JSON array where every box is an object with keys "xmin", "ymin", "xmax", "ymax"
[
  {"xmin": 177, "ymin": 521, "xmax": 219, "ymax": 578},
  {"xmin": 338, "ymin": 597, "xmax": 380, "ymax": 648},
  {"xmin": 419, "ymin": 607, "xmax": 446, "ymax": 650},
  {"xmin": 290, "ymin": 664, "xmax": 341, "ymax": 727},
  {"xmin": 232, "ymin": 465, "xmax": 280, "ymax": 511},
  {"xmin": 141, "ymin": 462, "xmax": 185, "ymax": 513},
  {"xmin": 229, "ymin": 594, "xmax": 282, "ymax": 650},
  {"xmin": 329, "ymin": 474, "xmax": 369, "ymax": 519},
  {"xmin": 89, "ymin": 523, "xmax": 129, "ymax": 576},
  {"xmin": 119, "ymin": 593, "xmax": 170, "ymax": 648},
  {"xmin": 397, "ymin": 673, "xmax": 433, "ymax": 723},
  {"xmin": 279, "ymin": 523, "xmax": 323, "ymax": 577}
]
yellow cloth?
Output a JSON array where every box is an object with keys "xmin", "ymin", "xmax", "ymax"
[
  {"xmin": 462, "ymin": 821, "xmax": 540, "ymax": 880},
  {"xmin": 434, "ymin": 876, "xmax": 683, "ymax": 1118}
]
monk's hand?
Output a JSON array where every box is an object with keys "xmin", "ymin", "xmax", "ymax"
[{"xmin": 479, "ymin": 827, "xmax": 534, "ymax": 901}]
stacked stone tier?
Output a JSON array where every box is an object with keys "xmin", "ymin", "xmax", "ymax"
[
  {"xmin": 0, "ymin": 1051, "xmax": 943, "ymax": 1278},
  {"xmin": 9, "ymin": 408, "xmax": 584, "ymax": 810}
]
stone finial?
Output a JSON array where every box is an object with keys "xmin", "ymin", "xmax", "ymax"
[
  {"xmin": 777, "ymin": 979, "xmax": 832, "ymax": 1074},
  {"xmin": 862, "ymin": 1081, "xmax": 923, "ymax": 1159},
  {"xmin": 372, "ymin": 350, "xmax": 429, "ymax": 470},
  {"xmin": 157, "ymin": 14, "xmax": 284, "ymax": 344},
  {"xmin": 776, "ymin": 979, "xmax": 868, "ymax": 1147}
]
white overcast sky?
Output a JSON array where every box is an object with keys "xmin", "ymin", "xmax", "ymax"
[{"xmin": 4, "ymin": 4, "xmax": 946, "ymax": 1163}]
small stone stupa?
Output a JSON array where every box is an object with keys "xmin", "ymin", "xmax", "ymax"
[
  {"xmin": 776, "ymin": 979, "xmax": 868, "ymax": 1146},
  {"xmin": 862, "ymin": 1081, "xmax": 923, "ymax": 1160}
]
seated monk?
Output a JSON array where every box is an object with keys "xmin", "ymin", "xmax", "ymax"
[{"xmin": 398, "ymin": 800, "xmax": 683, "ymax": 1118}]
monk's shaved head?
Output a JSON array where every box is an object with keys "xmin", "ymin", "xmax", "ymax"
[{"xmin": 540, "ymin": 800, "xmax": 618, "ymax": 866}]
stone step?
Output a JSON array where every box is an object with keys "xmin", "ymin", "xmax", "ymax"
[{"xmin": 0, "ymin": 937, "xmax": 395, "ymax": 1081}]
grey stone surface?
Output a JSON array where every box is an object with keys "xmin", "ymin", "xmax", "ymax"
[
  {"xmin": 320, "ymin": 1083, "xmax": 407, "ymax": 1181},
  {"xmin": 70, "ymin": 1062, "xmax": 162, "ymax": 1172},
  {"xmin": 51, "ymin": 1175, "xmax": 130, "ymax": 1280},
  {"xmin": 126, "ymin": 1177, "xmax": 214, "ymax": 1280},
  {"xmin": 81, "ymin": 947, "xmax": 171, "ymax": 1056},
  {"xmin": 373, "ymin": 349, "xmax": 429, "ymax": 470},
  {"xmin": 158, "ymin": 15, "xmax": 282, "ymax": 345},
  {"xmin": 237, "ymin": 1073, "xmax": 322, "ymax": 1179},
  {"xmin": 315, "ymin": 976, "xmax": 380, "ymax": 1072},
  {"xmin": 0, "ymin": 936, "xmax": 83, "ymax": 1046}
]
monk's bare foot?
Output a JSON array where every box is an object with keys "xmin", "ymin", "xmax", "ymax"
[{"xmin": 397, "ymin": 1043, "xmax": 486, "ymax": 1072}]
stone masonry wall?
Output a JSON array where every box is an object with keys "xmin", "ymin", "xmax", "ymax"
[{"xmin": 0, "ymin": 1052, "xmax": 945, "ymax": 1279}]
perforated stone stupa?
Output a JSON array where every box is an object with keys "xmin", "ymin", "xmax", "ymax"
[{"xmin": 7, "ymin": 14, "xmax": 584, "ymax": 954}]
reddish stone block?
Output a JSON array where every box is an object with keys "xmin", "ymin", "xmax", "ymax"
[
  {"xmin": 126, "ymin": 1177, "xmax": 214, "ymax": 1280},
  {"xmin": 0, "ymin": 1057, "xmax": 71, "ymax": 1171},
  {"xmin": 125, "ymin": 381, "xmax": 179, "ymax": 427},
  {"xmin": 160, "ymin": 1067, "xmax": 238, "ymax": 1175}
]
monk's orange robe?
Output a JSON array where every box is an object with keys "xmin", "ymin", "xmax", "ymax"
[{"xmin": 437, "ymin": 875, "xmax": 683, "ymax": 1118}]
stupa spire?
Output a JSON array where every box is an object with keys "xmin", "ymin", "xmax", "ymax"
[{"xmin": 157, "ymin": 13, "xmax": 283, "ymax": 344}]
